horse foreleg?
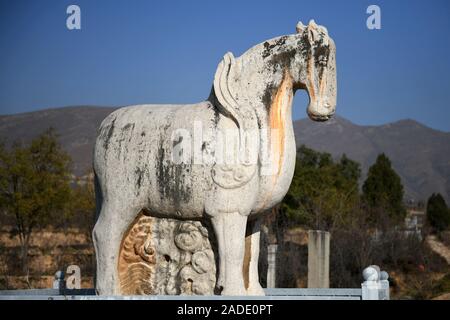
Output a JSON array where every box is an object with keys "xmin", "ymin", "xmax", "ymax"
[
  {"xmin": 93, "ymin": 200, "xmax": 140, "ymax": 295},
  {"xmin": 211, "ymin": 212, "xmax": 248, "ymax": 296},
  {"xmin": 211, "ymin": 214, "xmax": 226, "ymax": 293},
  {"xmin": 245, "ymin": 217, "xmax": 265, "ymax": 295}
]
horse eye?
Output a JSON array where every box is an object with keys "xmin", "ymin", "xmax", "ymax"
[{"xmin": 318, "ymin": 56, "xmax": 328, "ymax": 66}]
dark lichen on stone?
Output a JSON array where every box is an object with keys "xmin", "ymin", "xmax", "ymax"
[
  {"xmin": 262, "ymin": 36, "xmax": 288, "ymax": 59},
  {"xmin": 299, "ymin": 33, "xmax": 312, "ymax": 57},
  {"xmin": 206, "ymin": 89, "xmax": 222, "ymax": 128},
  {"xmin": 123, "ymin": 123, "xmax": 135, "ymax": 131},
  {"xmin": 266, "ymin": 48, "xmax": 297, "ymax": 74},
  {"xmin": 135, "ymin": 167, "xmax": 144, "ymax": 189},
  {"xmin": 173, "ymin": 135, "xmax": 183, "ymax": 148},
  {"xmin": 314, "ymin": 42, "xmax": 330, "ymax": 79},
  {"xmin": 261, "ymin": 82, "xmax": 277, "ymax": 111},
  {"xmin": 156, "ymin": 138, "xmax": 192, "ymax": 210},
  {"xmin": 102, "ymin": 116, "xmax": 117, "ymax": 152}
]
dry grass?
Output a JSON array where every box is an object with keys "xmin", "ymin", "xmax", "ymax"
[
  {"xmin": 0, "ymin": 226, "xmax": 94, "ymax": 289},
  {"xmin": 0, "ymin": 226, "xmax": 89, "ymax": 248}
]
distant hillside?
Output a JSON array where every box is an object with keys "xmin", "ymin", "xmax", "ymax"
[
  {"xmin": 0, "ymin": 106, "xmax": 117, "ymax": 175},
  {"xmin": 294, "ymin": 116, "xmax": 450, "ymax": 203},
  {"xmin": 0, "ymin": 106, "xmax": 449, "ymax": 203}
]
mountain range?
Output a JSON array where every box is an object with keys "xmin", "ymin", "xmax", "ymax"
[{"xmin": 1, "ymin": 106, "xmax": 449, "ymax": 203}]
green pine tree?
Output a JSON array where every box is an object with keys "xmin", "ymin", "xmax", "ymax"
[
  {"xmin": 282, "ymin": 145, "xmax": 360, "ymax": 230},
  {"xmin": 426, "ymin": 193, "xmax": 450, "ymax": 233},
  {"xmin": 362, "ymin": 153, "xmax": 406, "ymax": 225}
]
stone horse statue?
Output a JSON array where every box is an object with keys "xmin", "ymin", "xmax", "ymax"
[{"xmin": 93, "ymin": 20, "xmax": 336, "ymax": 296}]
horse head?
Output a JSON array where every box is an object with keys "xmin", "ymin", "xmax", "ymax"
[
  {"xmin": 211, "ymin": 20, "xmax": 337, "ymax": 133},
  {"xmin": 295, "ymin": 20, "xmax": 336, "ymax": 121}
]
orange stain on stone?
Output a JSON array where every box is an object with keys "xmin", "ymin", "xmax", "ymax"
[
  {"xmin": 307, "ymin": 56, "xmax": 316, "ymax": 106},
  {"xmin": 269, "ymin": 69, "xmax": 293, "ymax": 176},
  {"xmin": 258, "ymin": 70, "xmax": 293, "ymax": 212}
]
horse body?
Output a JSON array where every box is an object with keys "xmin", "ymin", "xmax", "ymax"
[
  {"xmin": 94, "ymin": 93, "xmax": 296, "ymax": 220},
  {"xmin": 93, "ymin": 20, "xmax": 337, "ymax": 296},
  {"xmin": 94, "ymin": 102, "xmax": 215, "ymax": 220}
]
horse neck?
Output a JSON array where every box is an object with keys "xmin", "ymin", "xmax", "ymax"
[
  {"xmin": 237, "ymin": 59, "xmax": 296, "ymax": 137},
  {"xmin": 235, "ymin": 36, "xmax": 300, "ymax": 132},
  {"xmin": 237, "ymin": 47, "xmax": 299, "ymax": 178},
  {"xmin": 265, "ymin": 69, "xmax": 295, "ymax": 162}
]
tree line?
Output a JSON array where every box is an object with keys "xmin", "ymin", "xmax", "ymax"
[{"xmin": 281, "ymin": 144, "xmax": 450, "ymax": 233}]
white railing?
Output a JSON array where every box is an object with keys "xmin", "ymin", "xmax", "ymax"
[{"xmin": 0, "ymin": 265, "xmax": 389, "ymax": 300}]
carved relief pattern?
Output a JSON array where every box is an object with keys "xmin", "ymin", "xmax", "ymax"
[
  {"xmin": 118, "ymin": 213, "xmax": 216, "ymax": 295},
  {"xmin": 211, "ymin": 163, "xmax": 256, "ymax": 189},
  {"xmin": 118, "ymin": 215, "xmax": 156, "ymax": 295}
]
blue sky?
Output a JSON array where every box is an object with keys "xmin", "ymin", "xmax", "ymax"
[{"xmin": 0, "ymin": 0, "xmax": 449, "ymax": 131}]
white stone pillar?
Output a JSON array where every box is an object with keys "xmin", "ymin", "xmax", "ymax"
[
  {"xmin": 307, "ymin": 230, "xmax": 330, "ymax": 288},
  {"xmin": 267, "ymin": 244, "xmax": 278, "ymax": 288}
]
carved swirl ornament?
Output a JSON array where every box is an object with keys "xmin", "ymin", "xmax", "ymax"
[{"xmin": 119, "ymin": 215, "xmax": 216, "ymax": 295}]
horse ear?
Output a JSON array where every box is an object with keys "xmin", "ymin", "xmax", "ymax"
[
  {"xmin": 296, "ymin": 21, "xmax": 306, "ymax": 33},
  {"xmin": 213, "ymin": 52, "xmax": 243, "ymax": 129},
  {"xmin": 307, "ymin": 20, "xmax": 317, "ymax": 43},
  {"xmin": 306, "ymin": 20, "xmax": 329, "ymax": 46}
]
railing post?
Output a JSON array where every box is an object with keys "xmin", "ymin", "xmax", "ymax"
[
  {"xmin": 52, "ymin": 270, "xmax": 65, "ymax": 294},
  {"xmin": 361, "ymin": 265, "xmax": 390, "ymax": 300},
  {"xmin": 379, "ymin": 271, "xmax": 390, "ymax": 300}
]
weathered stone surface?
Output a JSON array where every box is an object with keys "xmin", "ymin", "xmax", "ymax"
[{"xmin": 93, "ymin": 20, "xmax": 337, "ymax": 296}]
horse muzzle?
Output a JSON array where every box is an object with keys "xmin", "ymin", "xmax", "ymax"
[{"xmin": 307, "ymin": 100, "xmax": 335, "ymax": 122}]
